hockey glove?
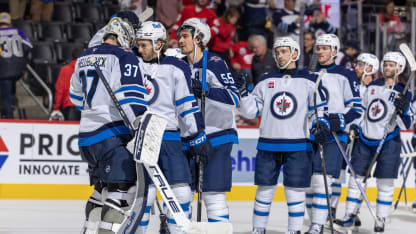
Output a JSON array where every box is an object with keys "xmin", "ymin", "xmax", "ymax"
[
  {"xmin": 189, "ymin": 131, "xmax": 212, "ymax": 164},
  {"xmin": 394, "ymin": 94, "xmax": 409, "ymax": 115},
  {"xmin": 49, "ymin": 110, "xmax": 64, "ymax": 121},
  {"xmin": 328, "ymin": 113, "xmax": 345, "ymax": 132},
  {"xmin": 411, "ymin": 135, "xmax": 416, "ymax": 148},
  {"xmin": 349, "ymin": 124, "xmax": 360, "ymax": 139},
  {"xmin": 234, "ymin": 72, "xmax": 251, "ymax": 97},
  {"xmin": 311, "ymin": 121, "xmax": 330, "ymax": 145},
  {"xmin": 192, "ymin": 79, "xmax": 208, "ymax": 99}
]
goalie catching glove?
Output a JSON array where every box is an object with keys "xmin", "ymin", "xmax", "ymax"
[{"xmin": 188, "ymin": 131, "xmax": 212, "ymax": 164}]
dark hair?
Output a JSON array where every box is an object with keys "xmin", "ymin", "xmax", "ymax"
[
  {"xmin": 304, "ymin": 31, "xmax": 316, "ymax": 40},
  {"xmin": 221, "ymin": 7, "xmax": 240, "ymax": 24}
]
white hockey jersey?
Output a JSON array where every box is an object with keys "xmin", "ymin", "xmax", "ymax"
[
  {"xmin": 69, "ymin": 44, "xmax": 147, "ymax": 146},
  {"xmin": 138, "ymin": 56, "xmax": 204, "ymax": 140},
  {"xmin": 240, "ymin": 68, "xmax": 328, "ymax": 152},
  {"xmin": 317, "ymin": 64, "xmax": 363, "ymax": 142},
  {"xmin": 187, "ymin": 52, "xmax": 240, "ymax": 147},
  {"xmin": 357, "ymin": 78, "xmax": 413, "ymax": 145}
]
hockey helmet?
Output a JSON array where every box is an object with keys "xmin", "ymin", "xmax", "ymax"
[
  {"xmin": 273, "ymin": 36, "xmax": 300, "ymax": 69},
  {"xmin": 103, "ymin": 17, "xmax": 135, "ymax": 48},
  {"xmin": 381, "ymin": 51, "xmax": 406, "ymax": 76},
  {"xmin": 177, "ymin": 17, "xmax": 211, "ymax": 46}
]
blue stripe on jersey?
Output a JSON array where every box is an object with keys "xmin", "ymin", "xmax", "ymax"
[
  {"xmin": 163, "ymin": 131, "xmax": 181, "ymax": 141},
  {"xmin": 119, "ymin": 97, "xmax": 147, "ymax": 106},
  {"xmin": 344, "ymin": 98, "xmax": 361, "ymax": 105},
  {"xmin": 229, "ymin": 90, "xmax": 239, "ymax": 107},
  {"xmin": 257, "ymin": 142, "xmax": 312, "ymax": 152},
  {"xmin": 175, "ymin": 96, "xmax": 196, "ymax": 106},
  {"xmin": 69, "ymin": 92, "xmax": 83, "ymax": 101},
  {"xmin": 78, "ymin": 126, "xmax": 130, "ymax": 146},
  {"xmin": 114, "ymin": 85, "xmax": 148, "ymax": 95},
  {"xmin": 308, "ymin": 102, "xmax": 328, "ymax": 111},
  {"xmin": 359, "ymin": 127, "xmax": 399, "ymax": 146},
  {"xmin": 207, "ymin": 87, "xmax": 236, "ymax": 106},
  {"xmin": 209, "ymin": 134, "xmax": 239, "ymax": 147},
  {"xmin": 180, "ymin": 107, "xmax": 199, "ymax": 118}
]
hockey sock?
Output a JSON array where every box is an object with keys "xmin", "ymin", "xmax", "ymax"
[
  {"xmin": 345, "ymin": 175, "xmax": 364, "ymax": 215},
  {"xmin": 167, "ymin": 184, "xmax": 192, "ymax": 234},
  {"xmin": 253, "ymin": 185, "xmax": 276, "ymax": 229},
  {"xmin": 204, "ymin": 192, "xmax": 230, "ymax": 222},
  {"xmin": 376, "ymin": 178, "xmax": 394, "ymax": 218},
  {"xmin": 305, "ymin": 187, "xmax": 313, "ymax": 220},
  {"xmin": 331, "ymin": 169, "xmax": 345, "ymax": 210},
  {"xmin": 311, "ymin": 174, "xmax": 333, "ymax": 225},
  {"xmin": 136, "ymin": 185, "xmax": 156, "ymax": 234},
  {"xmin": 285, "ymin": 186, "xmax": 306, "ymax": 232}
]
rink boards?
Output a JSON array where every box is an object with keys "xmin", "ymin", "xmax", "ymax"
[{"xmin": 0, "ymin": 120, "xmax": 415, "ymax": 201}]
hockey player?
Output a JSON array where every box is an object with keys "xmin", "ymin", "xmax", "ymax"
[
  {"xmin": 329, "ymin": 52, "xmax": 379, "ymax": 228},
  {"xmin": 134, "ymin": 21, "xmax": 210, "ymax": 234},
  {"xmin": 70, "ymin": 18, "xmax": 147, "ymax": 234},
  {"xmin": 177, "ymin": 18, "xmax": 240, "ymax": 224},
  {"xmin": 235, "ymin": 36, "xmax": 330, "ymax": 234},
  {"xmin": 336, "ymin": 51, "xmax": 413, "ymax": 233},
  {"xmin": 305, "ymin": 34, "xmax": 363, "ymax": 234}
]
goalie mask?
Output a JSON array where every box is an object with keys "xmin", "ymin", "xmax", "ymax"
[
  {"xmin": 177, "ymin": 17, "xmax": 211, "ymax": 46},
  {"xmin": 381, "ymin": 51, "xmax": 406, "ymax": 76},
  {"xmin": 136, "ymin": 21, "xmax": 167, "ymax": 54},
  {"xmin": 273, "ymin": 37, "xmax": 300, "ymax": 69},
  {"xmin": 103, "ymin": 17, "xmax": 135, "ymax": 48},
  {"xmin": 357, "ymin": 53, "xmax": 379, "ymax": 77},
  {"xmin": 315, "ymin": 34, "xmax": 340, "ymax": 65}
]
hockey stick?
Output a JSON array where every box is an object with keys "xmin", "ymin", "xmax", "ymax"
[
  {"xmin": 313, "ymin": 69, "xmax": 334, "ymax": 234},
  {"xmin": 362, "ymin": 43, "xmax": 416, "ymax": 185},
  {"xmin": 332, "ymin": 133, "xmax": 381, "ymax": 226},
  {"xmin": 90, "ymin": 57, "xmax": 148, "ymax": 234},
  {"xmin": 394, "ymin": 157, "xmax": 415, "ymax": 210},
  {"xmin": 138, "ymin": 7, "xmax": 154, "ymax": 23},
  {"xmin": 155, "ymin": 198, "xmax": 170, "ymax": 234}
]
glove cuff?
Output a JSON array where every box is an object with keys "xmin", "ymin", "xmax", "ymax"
[{"xmin": 189, "ymin": 131, "xmax": 207, "ymax": 147}]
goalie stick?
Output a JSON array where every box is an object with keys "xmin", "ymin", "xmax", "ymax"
[
  {"xmin": 313, "ymin": 69, "xmax": 334, "ymax": 234},
  {"xmin": 363, "ymin": 43, "xmax": 416, "ymax": 187}
]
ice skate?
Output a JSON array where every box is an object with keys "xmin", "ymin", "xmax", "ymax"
[
  {"xmin": 374, "ymin": 217, "xmax": 385, "ymax": 233},
  {"xmin": 304, "ymin": 223, "xmax": 323, "ymax": 234},
  {"xmin": 412, "ymin": 199, "xmax": 416, "ymax": 213},
  {"xmin": 253, "ymin": 227, "xmax": 266, "ymax": 234}
]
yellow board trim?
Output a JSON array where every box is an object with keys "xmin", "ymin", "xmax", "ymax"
[{"xmin": 0, "ymin": 184, "xmax": 415, "ymax": 201}]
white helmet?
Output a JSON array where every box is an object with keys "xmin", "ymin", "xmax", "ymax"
[
  {"xmin": 177, "ymin": 17, "xmax": 211, "ymax": 46},
  {"xmin": 164, "ymin": 48, "xmax": 185, "ymax": 58},
  {"xmin": 273, "ymin": 36, "xmax": 300, "ymax": 69},
  {"xmin": 381, "ymin": 51, "xmax": 406, "ymax": 76},
  {"xmin": 315, "ymin": 34, "xmax": 340, "ymax": 65},
  {"xmin": 357, "ymin": 53, "xmax": 379, "ymax": 76},
  {"xmin": 136, "ymin": 21, "xmax": 166, "ymax": 53},
  {"xmin": 103, "ymin": 17, "xmax": 135, "ymax": 48}
]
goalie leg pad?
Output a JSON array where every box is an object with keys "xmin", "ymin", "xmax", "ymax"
[
  {"xmin": 285, "ymin": 186, "xmax": 306, "ymax": 232},
  {"xmin": 253, "ymin": 185, "xmax": 276, "ymax": 229},
  {"xmin": 166, "ymin": 184, "xmax": 193, "ymax": 234},
  {"xmin": 204, "ymin": 192, "xmax": 229, "ymax": 223},
  {"xmin": 310, "ymin": 174, "xmax": 333, "ymax": 225},
  {"xmin": 376, "ymin": 178, "xmax": 394, "ymax": 218},
  {"xmin": 81, "ymin": 182, "xmax": 104, "ymax": 234}
]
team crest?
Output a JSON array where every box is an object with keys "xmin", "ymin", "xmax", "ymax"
[
  {"xmin": 209, "ymin": 56, "xmax": 222, "ymax": 62},
  {"xmin": 270, "ymin": 91, "xmax": 297, "ymax": 119},
  {"xmin": 367, "ymin": 98, "xmax": 387, "ymax": 122},
  {"xmin": 143, "ymin": 77, "xmax": 159, "ymax": 105}
]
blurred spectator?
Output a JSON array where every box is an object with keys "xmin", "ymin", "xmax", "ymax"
[
  {"xmin": 30, "ymin": 0, "xmax": 54, "ymax": 25},
  {"xmin": 230, "ymin": 40, "xmax": 254, "ymax": 85},
  {"xmin": 209, "ymin": 0, "xmax": 228, "ymax": 16},
  {"xmin": 336, "ymin": 40, "xmax": 360, "ymax": 70},
  {"xmin": 170, "ymin": 0, "xmax": 217, "ymax": 47},
  {"xmin": 273, "ymin": 0, "xmax": 300, "ymax": 42},
  {"xmin": 119, "ymin": 0, "xmax": 148, "ymax": 19},
  {"xmin": 211, "ymin": 7, "xmax": 240, "ymax": 66},
  {"xmin": 248, "ymin": 34, "xmax": 276, "ymax": 85},
  {"xmin": 308, "ymin": 7, "xmax": 337, "ymax": 38},
  {"xmin": 156, "ymin": 0, "xmax": 182, "ymax": 29},
  {"xmin": 50, "ymin": 47, "xmax": 84, "ymax": 121},
  {"xmin": 303, "ymin": 31, "xmax": 315, "ymax": 68},
  {"xmin": 9, "ymin": 0, "xmax": 27, "ymax": 21},
  {"xmin": 183, "ymin": 0, "xmax": 194, "ymax": 6},
  {"xmin": 244, "ymin": 0, "xmax": 270, "ymax": 38},
  {"xmin": 379, "ymin": 0, "xmax": 403, "ymax": 34},
  {"xmin": 0, "ymin": 12, "xmax": 32, "ymax": 119}
]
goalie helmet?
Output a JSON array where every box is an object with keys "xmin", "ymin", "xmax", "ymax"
[
  {"xmin": 136, "ymin": 21, "xmax": 167, "ymax": 53},
  {"xmin": 273, "ymin": 36, "xmax": 300, "ymax": 69},
  {"xmin": 103, "ymin": 17, "xmax": 135, "ymax": 48},
  {"xmin": 357, "ymin": 53, "xmax": 379, "ymax": 76},
  {"xmin": 177, "ymin": 17, "xmax": 211, "ymax": 46},
  {"xmin": 381, "ymin": 51, "xmax": 406, "ymax": 75},
  {"xmin": 315, "ymin": 34, "xmax": 340, "ymax": 64}
]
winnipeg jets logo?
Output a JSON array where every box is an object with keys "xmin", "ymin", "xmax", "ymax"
[
  {"xmin": 270, "ymin": 91, "xmax": 297, "ymax": 119},
  {"xmin": 367, "ymin": 98, "xmax": 387, "ymax": 122},
  {"xmin": 143, "ymin": 75, "xmax": 159, "ymax": 105}
]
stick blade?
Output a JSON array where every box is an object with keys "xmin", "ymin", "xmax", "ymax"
[
  {"xmin": 139, "ymin": 7, "xmax": 154, "ymax": 22},
  {"xmin": 188, "ymin": 222, "xmax": 233, "ymax": 234},
  {"xmin": 399, "ymin": 43, "xmax": 416, "ymax": 71}
]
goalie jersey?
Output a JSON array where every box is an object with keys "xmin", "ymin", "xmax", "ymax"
[
  {"xmin": 317, "ymin": 64, "xmax": 363, "ymax": 142},
  {"xmin": 189, "ymin": 52, "xmax": 240, "ymax": 146},
  {"xmin": 356, "ymin": 78, "xmax": 413, "ymax": 145},
  {"xmin": 138, "ymin": 56, "xmax": 204, "ymax": 140},
  {"xmin": 239, "ymin": 68, "xmax": 328, "ymax": 151},
  {"xmin": 69, "ymin": 44, "xmax": 147, "ymax": 146}
]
